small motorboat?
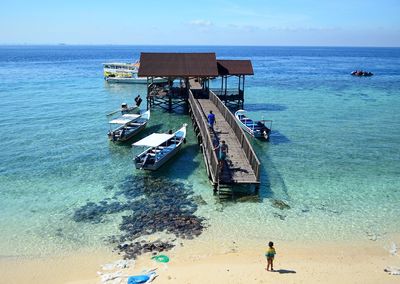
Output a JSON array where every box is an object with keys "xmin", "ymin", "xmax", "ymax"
[
  {"xmin": 351, "ymin": 70, "xmax": 373, "ymax": 77},
  {"xmin": 235, "ymin": 110, "xmax": 272, "ymax": 140},
  {"xmin": 133, "ymin": 124, "xmax": 187, "ymax": 170},
  {"xmin": 107, "ymin": 110, "xmax": 150, "ymax": 142},
  {"xmin": 106, "ymin": 103, "xmax": 140, "ymax": 117}
]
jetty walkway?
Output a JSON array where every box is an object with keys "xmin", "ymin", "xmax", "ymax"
[
  {"xmin": 138, "ymin": 52, "xmax": 260, "ymax": 192},
  {"xmin": 188, "ymin": 88, "xmax": 260, "ymax": 191}
]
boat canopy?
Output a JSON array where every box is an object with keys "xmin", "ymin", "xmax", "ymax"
[
  {"xmin": 133, "ymin": 133, "xmax": 174, "ymax": 147},
  {"xmin": 109, "ymin": 114, "xmax": 140, "ymax": 124}
]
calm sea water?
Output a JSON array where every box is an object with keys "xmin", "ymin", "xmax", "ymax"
[{"xmin": 0, "ymin": 46, "xmax": 399, "ymax": 257}]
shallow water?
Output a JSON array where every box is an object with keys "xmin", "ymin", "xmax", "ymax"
[{"xmin": 0, "ymin": 46, "xmax": 399, "ymax": 257}]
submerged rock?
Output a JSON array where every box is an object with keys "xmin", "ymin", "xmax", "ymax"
[
  {"xmin": 236, "ymin": 195, "xmax": 260, "ymax": 203},
  {"xmin": 272, "ymin": 212, "xmax": 286, "ymax": 220},
  {"xmin": 73, "ymin": 176, "xmax": 206, "ymax": 259},
  {"xmin": 271, "ymin": 199, "xmax": 291, "ymax": 210},
  {"xmin": 193, "ymin": 195, "xmax": 207, "ymax": 205}
]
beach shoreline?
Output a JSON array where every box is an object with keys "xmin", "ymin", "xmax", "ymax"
[{"xmin": 1, "ymin": 236, "xmax": 399, "ymax": 284}]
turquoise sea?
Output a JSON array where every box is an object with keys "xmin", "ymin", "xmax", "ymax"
[{"xmin": 0, "ymin": 46, "xmax": 399, "ymax": 257}]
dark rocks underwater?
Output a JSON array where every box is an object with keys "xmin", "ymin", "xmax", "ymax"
[{"xmin": 73, "ymin": 176, "xmax": 207, "ymax": 259}]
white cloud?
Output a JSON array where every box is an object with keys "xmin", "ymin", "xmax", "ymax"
[{"xmin": 189, "ymin": 19, "xmax": 213, "ymax": 27}]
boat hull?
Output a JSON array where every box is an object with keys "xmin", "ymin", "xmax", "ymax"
[
  {"xmin": 108, "ymin": 111, "xmax": 150, "ymax": 143},
  {"xmin": 106, "ymin": 77, "xmax": 167, "ymax": 84},
  {"xmin": 235, "ymin": 110, "xmax": 271, "ymax": 140},
  {"xmin": 135, "ymin": 142, "xmax": 183, "ymax": 170},
  {"xmin": 134, "ymin": 124, "xmax": 187, "ymax": 170},
  {"xmin": 113, "ymin": 123, "xmax": 147, "ymax": 142}
]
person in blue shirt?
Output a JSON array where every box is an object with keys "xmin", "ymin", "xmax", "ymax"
[{"xmin": 207, "ymin": 110, "xmax": 216, "ymax": 130}]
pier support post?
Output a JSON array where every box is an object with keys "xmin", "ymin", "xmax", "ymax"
[{"xmin": 213, "ymin": 183, "xmax": 218, "ymax": 194}]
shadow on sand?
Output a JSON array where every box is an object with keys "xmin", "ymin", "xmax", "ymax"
[{"xmin": 272, "ymin": 269, "xmax": 297, "ymax": 274}]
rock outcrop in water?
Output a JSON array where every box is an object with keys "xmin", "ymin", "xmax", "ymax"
[
  {"xmin": 73, "ymin": 176, "xmax": 206, "ymax": 259},
  {"xmin": 271, "ymin": 199, "xmax": 291, "ymax": 210}
]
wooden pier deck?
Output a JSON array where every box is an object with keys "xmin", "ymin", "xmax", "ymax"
[{"xmin": 188, "ymin": 89, "xmax": 260, "ymax": 190}]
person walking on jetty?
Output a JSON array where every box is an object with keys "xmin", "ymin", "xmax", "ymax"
[
  {"xmin": 207, "ymin": 110, "xmax": 216, "ymax": 130},
  {"xmin": 214, "ymin": 140, "xmax": 228, "ymax": 172},
  {"xmin": 265, "ymin": 241, "xmax": 276, "ymax": 271}
]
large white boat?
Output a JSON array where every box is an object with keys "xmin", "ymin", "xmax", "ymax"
[
  {"xmin": 133, "ymin": 124, "xmax": 187, "ymax": 170},
  {"xmin": 103, "ymin": 62, "xmax": 167, "ymax": 84}
]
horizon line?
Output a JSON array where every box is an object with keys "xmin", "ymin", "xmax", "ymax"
[{"xmin": 1, "ymin": 43, "xmax": 400, "ymax": 48}]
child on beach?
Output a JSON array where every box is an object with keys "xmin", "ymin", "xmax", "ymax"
[{"xmin": 265, "ymin": 241, "xmax": 276, "ymax": 271}]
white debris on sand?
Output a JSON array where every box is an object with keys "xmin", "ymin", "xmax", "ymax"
[
  {"xmin": 98, "ymin": 271, "xmax": 123, "ymax": 283},
  {"xmin": 101, "ymin": 259, "xmax": 135, "ymax": 271},
  {"xmin": 98, "ymin": 259, "xmax": 135, "ymax": 284},
  {"xmin": 389, "ymin": 243, "xmax": 398, "ymax": 256},
  {"xmin": 384, "ymin": 266, "xmax": 400, "ymax": 275}
]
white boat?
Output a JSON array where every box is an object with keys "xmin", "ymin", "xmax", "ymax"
[
  {"xmin": 103, "ymin": 62, "xmax": 167, "ymax": 84},
  {"xmin": 108, "ymin": 110, "xmax": 150, "ymax": 142},
  {"xmin": 133, "ymin": 124, "xmax": 187, "ymax": 170},
  {"xmin": 106, "ymin": 103, "xmax": 140, "ymax": 117},
  {"xmin": 235, "ymin": 110, "xmax": 272, "ymax": 140}
]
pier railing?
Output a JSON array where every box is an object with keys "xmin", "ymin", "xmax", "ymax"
[
  {"xmin": 188, "ymin": 90, "xmax": 219, "ymax": 183},
  {"xmin": 210, "ymin": 88, "xmax": 244, "ymax": 100},
  {"xmin": 209, "ymin": 90, "xmax": 261, "ymax": 181}
]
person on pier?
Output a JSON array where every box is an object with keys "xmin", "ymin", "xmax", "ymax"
[
  {"xmin": 135, "ymin": 95, "xmax": 142, "ymax": 107},
  {"xmin": 214, "ymin": 140, "xmax": 228, "ymax": 172},
  {"xmin": 207, "ymin": 110, "xmax": 216, "ymax": 130}
]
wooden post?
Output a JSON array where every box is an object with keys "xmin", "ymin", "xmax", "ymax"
[
  {"xmin": 238, "ymin": 75, "xmax": 241, "ymax": 97},
  {"xmin": 224, "ymin": 75, "xmax": 227, "ymax": 103},
  {"xmin": 242, "ymin": 75, "xmax": 246, "ymax": 108},
  {"xmin": 146, "ymin": 77, "xmax": 150, "ymax": 110},
  {"xmin": 220, "ymin": 76, "xmax": 224, "ymax": 96}
]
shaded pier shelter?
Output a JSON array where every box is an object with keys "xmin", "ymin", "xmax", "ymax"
[
  {"xmin": 138, "ymin": 52, "xmax": 218, "ymax": 111},
  {"xmin": 214, "ymin": 59, "xmax": 254, "ymax": 108},
  {"xmin": 138, "ymin": 52, "xmax": 260, "ymax": 191},
  {"xmin": 138, "ymin": 52, "xmax": 253, "ymax": 111}
]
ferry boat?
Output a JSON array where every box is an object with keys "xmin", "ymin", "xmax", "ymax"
[
  {"xmin": 103, "ymin": 62, "xmax": 167, "ymax": 84},
  {"xmin": 133, "ymin": 124, "xmax": 187, "ymax": 170}
]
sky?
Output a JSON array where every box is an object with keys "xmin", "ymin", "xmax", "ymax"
[{"xmin": 1, "ymin": 0, "xmax": 399, "ymax": 46}]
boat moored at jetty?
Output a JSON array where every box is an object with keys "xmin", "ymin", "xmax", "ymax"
[
  {"xmin": 106, "ymin": 103, "xmax": 140, "ymax": 117},
  {"xmin": 133, "ymin": 124, "xmax": 187, "ymax": 170},
  {"xmin": 103, "ymin": 62, "xmax": 167, "ymax": 84},
  {"xmin": 108, "ymin": 110, "xmax": 150, "ymax": 142},
  {"xmin": 235, "ymin": 110, "xmax": 272, "ymax": 140}
]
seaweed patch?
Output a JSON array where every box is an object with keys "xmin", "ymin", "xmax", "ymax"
[{"xmin": 73, "ymin": 176, "xmax": 206, "ymax": 259}]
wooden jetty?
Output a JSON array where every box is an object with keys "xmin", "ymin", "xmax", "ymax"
[
  {"xmin": 138, "ymin": 52, "xmax": 260, "ymax": 192},
  {"xmin": 189, "ymin": 89, "xmax": 260, "ymax": 191}
]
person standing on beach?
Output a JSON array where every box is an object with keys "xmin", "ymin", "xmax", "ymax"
[
  {"xmin": 265, "ymin": 241, "xmax": 276, "ymax": 271},
  {"xmin": 207, "ymin": 110, "xmax": 216, "ymax": 130}
]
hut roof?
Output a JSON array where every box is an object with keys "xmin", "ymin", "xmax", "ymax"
[
  {"xmin": 138, "ymin": 53, "xmax": 219, "ymax": 77},
  {"xmin": 217, "ymin": 60, "xmax": 254, "ymax": 76}
]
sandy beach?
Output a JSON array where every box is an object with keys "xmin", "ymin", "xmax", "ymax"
[{"xmin": 1, "ymin": 236, "xmax": 399, "ymax": 284}]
